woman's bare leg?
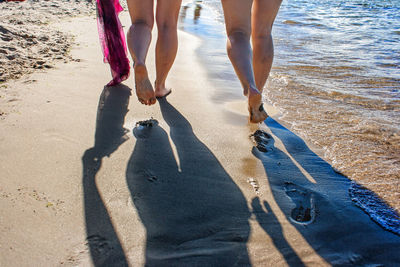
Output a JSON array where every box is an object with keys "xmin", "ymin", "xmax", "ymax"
[
  {"xmin": 126, "ymin": 0, "xmax": 156, "ymax": 105},
  {"xmin": 154, "ymin": 0, "xmax": 182, "ymax": 98},
  {"xmin": 252, "ymin": 0, "xmax": 282, "ymax": 91},
  {"xmin": 221, "ymin": 0, "xmax": 268, "ymax": 123}
]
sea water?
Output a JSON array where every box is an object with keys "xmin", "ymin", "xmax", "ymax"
[{"xmin": 179, "ymin": 0, "xmax": 400, "ymax": 232}]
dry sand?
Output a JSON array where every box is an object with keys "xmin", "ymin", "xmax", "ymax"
[
  {"xmin": 1, "ymin": 4, "xmax": 400, "ymax": 267},
  {"xmin": 0, "ymin": 0, "xmax": 96, "ymax": 82}
]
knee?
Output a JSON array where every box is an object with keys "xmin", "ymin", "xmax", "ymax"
[
  {"xmin": 156, "ymin": 21, "xmax": 178, "ymax": 34},
  {"xmin": 252, "ymin": 24, "xmax": 272, "ymax": 39},
  {"xmin": 227, "ymin": 30, "xmax": 251, "ymax": 44},
  {"xmin": 252, "ymin": 28, "xmax": 273, "ymax": 47},
  {"xmin": 156, "ymin": 13, "xmax": 178, "ymax": 33},
  {"xmin": 131, "ymin": 18, "xmax": 154, "ymax": 30},
  {"xmin": 253, "ymin": 32, "xmax": 273, "ymax": 47}
]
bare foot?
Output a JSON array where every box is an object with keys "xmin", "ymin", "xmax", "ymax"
[
  {"xmin": 247, "ymin": 87, "xmax": 268, "ymax": 123},
  {"xmin": 134, "ymin": 63, "xmax": 156, "ymax": 105},
  {"xmin": 154, "ymin": 81, "xmax": 172, "ymax": 98}
]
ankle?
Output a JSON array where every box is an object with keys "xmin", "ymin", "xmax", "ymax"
[
  {"xmin": 244, "ymin": 86, "xmax": 260, "ymax": 96},
  {"xmin": 249, "ymin": 86, "xmax": 261, "ymax": 95},
  {"xmin": 134, "ymin": 61, "xmax": 146, "ymax": 69},
  {"xmin": 154, "ymin": 80, "xmax": 166, "ymax": 90}
]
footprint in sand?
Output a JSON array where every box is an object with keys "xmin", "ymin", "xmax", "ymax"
[
  {"xmin": 247, "ymin": 177, "xmax": 260, "ymax": 194},
  {"xmin": 133, "ymin": 119, "xmax": 158, "ymax": 139},
  {"xmin": 86, "ymin": 235, "xmax": 113, "ymax": 259},
  {"xmin": 284, "ymin": 182, "xmax": 316, "ymax": 225},
  {"xmin": 250, "ymin": 130, "xmax": 273, "ymax": 153}
]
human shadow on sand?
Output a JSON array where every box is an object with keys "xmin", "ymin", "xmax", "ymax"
[
  {"xmin": 251, "ymin": 197, "xmax": 306, "ymax": 266},
  {"xmin": 252, "ymin": 118, "xmax": 400, "ymax": 266},
  {"xmin": 126, "ymin": 98, "xmax": 251, "ymax": 266},
  {"xmin": 82, "ymin": 85, "xmax": 131, "ymax": 267}
]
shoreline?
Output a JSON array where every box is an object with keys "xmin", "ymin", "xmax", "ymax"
[
  {"xmin": 0, "ymin": 5, "xmax": 399, "ymax": 267},
  {"xmin": 179, "ymin": 2, "xmax": 400, "ymax": 215}
]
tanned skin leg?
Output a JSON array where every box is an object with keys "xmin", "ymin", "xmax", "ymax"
[
  {"xmin": 252, "ymin": 0, "xmax": 282, "ymax": 91},
  {"xmin": 126, "ymin": 0, "xmax": 156, "ymax": 105},
  {"xmin": 154, "ymin": 0, "xmax": 182, "ymax": 98},
  {"xmin": 221, "ymin": 0, "xmax": 281, "ymax": 123}
]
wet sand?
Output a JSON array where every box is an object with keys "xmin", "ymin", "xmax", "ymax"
[
  {"xmin": 179, "ymin": 1, "xmax": 400, "ymax": 214},
  {"xmin": 0, "ymin": 8, "xmax": 400, "ymax": 267}
]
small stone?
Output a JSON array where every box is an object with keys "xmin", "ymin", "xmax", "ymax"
[
  {"xmin": 1, "ymin": 37, "xmax": 13, "ymax": 42},
  {"xmin": 6, "ymin": 55, "xmax": 16, "ymax": 60},
  {"xmin": 39, "ymin": 36, "xmax": 49, "ymax": 42}
]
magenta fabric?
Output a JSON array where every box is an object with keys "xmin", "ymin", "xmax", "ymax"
[{"xmin": 96, "ymin": 0, "xmax": 130, "ymax": 86}]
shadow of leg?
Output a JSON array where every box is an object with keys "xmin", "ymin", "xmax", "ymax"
[
  {"xmin": 251, "ymin": 118, "xmax": 400, "ymax": 265},
  {"xmin": 127, "ymin": 99, "xmax": 251, "ymax": 266},
  {"xmin": 82, "ymin": 85, "xmax": 131, "ymax": 266},
  {"xmin": 82, "ymin": 149, "xmax": 128, "ymax": 267}
]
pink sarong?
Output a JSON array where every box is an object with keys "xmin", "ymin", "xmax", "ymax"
[{"xmin": 96, "ymin": 0, "xmax": 130, "ymax": 86}]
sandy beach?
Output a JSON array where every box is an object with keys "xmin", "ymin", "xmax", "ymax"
[
  {"xmin": 1, "ymin": 2, "xmax": 400, "ymax": 266},
  {"xmin": 0, "ymin": 0, "xmax": 96, "ymax": 83}
]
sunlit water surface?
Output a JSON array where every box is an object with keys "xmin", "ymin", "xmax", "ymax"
[{"xmin": 179, "ymin": 0, "xmax": 400, "ymax": 230}]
